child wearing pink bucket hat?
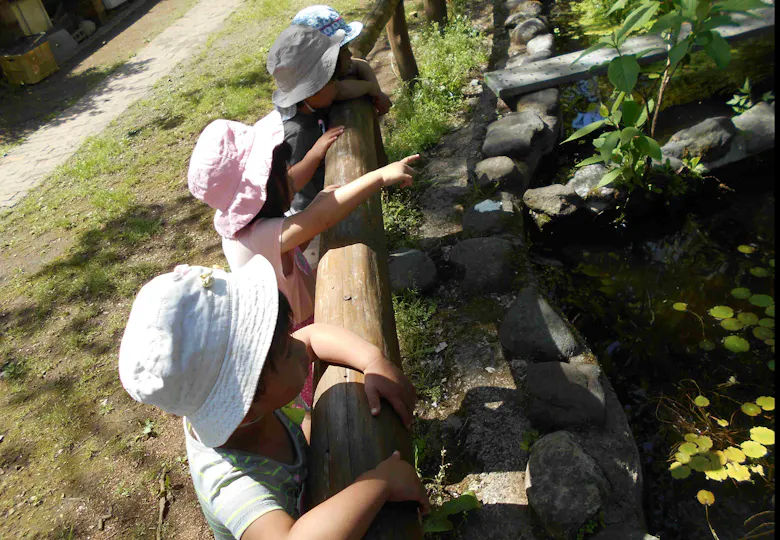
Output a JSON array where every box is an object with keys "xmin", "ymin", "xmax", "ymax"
[{"xmin": 118, "ymin": 255, "xmax": 428, "ymax": 539}]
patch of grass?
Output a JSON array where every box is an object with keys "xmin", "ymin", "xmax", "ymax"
[{"xmin": 382, "ymin": 178, "xmax": 430, "ymax": 250}]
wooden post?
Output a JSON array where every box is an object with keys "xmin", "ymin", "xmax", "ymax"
[
  {"xmin": 349, "ymin": 0, "xmax": 402, "ymax": 59},
  {"xmin": 306, "ymin": 97, "xmax": 422, "ymax": 539},
  {"xmin": 386, "ymin": 0, "xmax": 419, "ymax": 83},
  {"xmin": 423, "ymin": 0, "xmax": 448, "ymax": 28}
]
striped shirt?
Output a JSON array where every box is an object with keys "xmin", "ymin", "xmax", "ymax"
[{"xmin": 185, "ymin": 411, "xmax": 308, "ymax": 539}]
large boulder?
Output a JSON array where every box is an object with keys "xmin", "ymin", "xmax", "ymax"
[
  {"xmin": 514, "ymin": 87, "xmax": 560, "ymax": 117},
  {"xmin": 661, "ymin": 116, "xmax": 737, "ymax": 162},
  {"xmin": 522, "ymin": 184, "xmax": 583, "ymax": 227},
  {"xmin": 526, "ymin": 33, "xmax": 555, "ymax": 57},
  {"xmin": 526, "ymin": 431, "xmax": 610, "ymax": 540},
  {"xmin": 482, "ymin": 111, "xmax": 549, "ymax": 159},
  {"xmin": 504, "ymin": 0, "xmax": 543, "ymax": 27},
  {"xmin": 462, "ymin": 193, "xmax": 517, "ymax": 237},
  {"xmin": 505, "ymin": 50, "xmax": 552, "ymax": 70},
  {"xmin": 449, "ymin": 237, "xmax": 515, "ymax": 294},
  {"xmin": 527, "ymin": 362, "xmax": 607, "ymax": 430},
  {"xmin": 732, "ymin": 101, "xmax": 775, "ymax": 154},
  {"xmin": 499, "ymin": 286, "xmax": 585, "ymax": 360},
  {"xmin": 565, "ymin": 164, "xmax": 617, "ymax": 214},
  {"xmin": 511, "ymin": 18, "xmax": 548, "ymax": 45},
  {"xmin": 388, "ymin": 248, "xmax": 438, "ymax": 293},
  {"xmin": 473, "ymin": 156, "xmax": 531, "ymax": 192}
]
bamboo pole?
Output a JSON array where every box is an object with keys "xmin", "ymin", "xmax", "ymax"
[
  {"xmin": 306, "ymin": 97, "xmax": 422, "ymax": 539},
  {"xmin": 386, "ymin": 0, "xmax": 419, "ymax": 83},
  {"xmin": 349, "ymin": 0, "xmax": 402, "ymax": 59}
]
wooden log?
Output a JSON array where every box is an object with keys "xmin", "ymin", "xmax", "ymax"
[
  {"xmin": 349, "ymin": 0, "xmax": 402, "ymax": 59},
  {"xmin": 423, "ymin": 0, "xmax": 447, "ymax": 27},
  {"xmin": 386, "ymin": 0, "xmax": 419, "ymax": 83},
  {"xmin": 306, "ymin": 97, "xmax": 422, "ymax": 539}
]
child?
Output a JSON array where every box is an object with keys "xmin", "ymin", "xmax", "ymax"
[
  {"xmin": 118, "ymin": 256, "xmax": 429, "ymax": 539},
  {"xmin": 187, "ymin": 109, "xmax": 419, "ymax": 412},
  {"xmin": 267, "ymin": 23, "xmax": 390, "ymax": 214}
]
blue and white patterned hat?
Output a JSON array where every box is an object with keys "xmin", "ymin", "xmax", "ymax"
[{"xmin": 292, "ymin": 5, "xmax": 363, "ymax": 46}]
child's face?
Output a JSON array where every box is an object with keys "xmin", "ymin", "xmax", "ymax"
[
  {"xmin": 336, "ymin": 47, "xmax": 352, "ymax": 78},
  {"xmin": 305, "ymin": 80, "xmax": 338, "ymax": 109},
  {"xmin": 260, "ymin": 336, "xmax": 310, "ymax": 409}
]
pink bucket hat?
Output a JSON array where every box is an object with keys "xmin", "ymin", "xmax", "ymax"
[{"xmin": 188, "ymin": 110, "xmax": 285, "ymax": 239}]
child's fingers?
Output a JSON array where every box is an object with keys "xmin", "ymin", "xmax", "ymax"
[
  {"xmin": 400, "ymin": 154, "xmax": 421, "ymax": 165},
  {"xmin": 388, "ymin": 394, "xmax": 412, "ymax": 428},
  {"xmin": 365, "ymin": 385, "xmax": 381, "ymax": 416}
]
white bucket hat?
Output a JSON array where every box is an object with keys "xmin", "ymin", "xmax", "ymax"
[
  {"xmin": 118, "ymin": 255, "xmax": 278, "ymax": 448},
  {"xmin": 292, "ymin": 5, "xmax": 363, "ymax": 45},
  {"xmin": 267, "ymin": 24, "xmax": 345, "ymax": 108}
]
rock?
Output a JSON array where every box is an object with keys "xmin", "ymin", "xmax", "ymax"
[
  {"xmin": 463, "ymin": 193, "xmax": 517, "ymax": 236},
  {"xmin": 505, "ymin": 50, "xmax": 552, "ymax": 70},
  {"xmin": 499, "ymin": 286, "xmax": 585, "ymax": 360},
  {"xmin": 388, "ymin": 248, "xmax": 438, "ymax": 293},
  {"xmin": 522, "ymin": 184, "xmax": 581, "ymax": 218},
  {"xmin": 527, "ymin": 362, "xmax": 606, "ymax": 430},
  {"xmin": 483, "ymin": 111, "xmax": 549, "ymax": 159},
  {"xmin": 526, "ymin": 431, "xmax": 610, "ymax": 540},
  {"xmin": 660, "ymin": 116, "xmax": 737, "ymax": 162},
  {"xmin": 449, "ymin": 237, "xmax": 515, "ymax": 294},
  {"xmin": 590, "ymin": 524, "xmax": 660, "ymax": 540},
  {"xmin": 732, "ymin": 101, "xmax": 775, "ymax": 154},
  {"xmin": 514, "ymin": 88, "xmax": 560, "ymax": 117},
  {"xmin": 474, "ymin": 156, "xmax": 530, "ymax": 192},
  {"xmin": 511, "ymin": 18, "xmax": 548, "ymax": 45},
  {"xmin": 504, "ymin": 0, "xmax": 544, "ymax": 27},
  {"xmin": 566, "ymin": 165, "xmax": 618, "ymax": 214},
  {"xmin": 539, "ymin": 114, "xmax": 561, "ymax": 154},
  {"xmin": 526, "ymin": 33, "xmax": 555, "ymax": 56}
]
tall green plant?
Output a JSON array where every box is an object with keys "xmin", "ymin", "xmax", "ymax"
[{"xmin": 562, "ymin": 0, "xmax": 772, "ymax": 190}]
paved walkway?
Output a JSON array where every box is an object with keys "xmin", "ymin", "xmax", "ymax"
[{"xmin": 0, "ymin": 0, "xmax": 244, "ymax": 210}]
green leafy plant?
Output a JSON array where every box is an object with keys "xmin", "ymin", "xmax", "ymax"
[
  {"xmin": 134, "ymin": 418, "xmax": 157, "ymax": 442},
  {"xmin": 520, "ymin": 428, "xmax": 541, "ymax": 452},
  {"xmin": 726, "ymin": 77, "xmax": 755, "ymax": 114},
  {"xmin": 563, "ymin": 0, "xmax": 772, "ymax": 190},
  {"xmin": 423, "ymin": 490, "xmax": 480, "ymax": 533},
  {"xmin": 576, "ymin": 511, "xmax": 606, "ymax": 539}
]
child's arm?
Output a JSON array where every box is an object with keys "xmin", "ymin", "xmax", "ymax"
[
  {"xmin": 280, "ymin": 155, "xmax": 420, "ymax": 255},
  {"xmin": 292, "ymin": 323, "xmax": 417, "ymax": 428},
  {"xmin": 241, "ymin": 451, "xmax": 429, "ymax": 540},
  {"xmin": 288, "ymin": 126, "xmax": 345, "ymax": 193},
  {"xmin": 336, "ymin": 58, "xmax": 392, "ymax": 115}
]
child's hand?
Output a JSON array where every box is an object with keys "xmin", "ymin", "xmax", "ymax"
[
  {"xmin": 373, "ymin": 92, "xmax": 392, "ymax": 116},
  {"xmin": 378, "ymin": 155, "xmax": 420, "ymax": 188},
  {"xmin": 363, "ymin": 357, "xmax": 417, "ymax": 429},
  {"xmin": 312, "ymin": 126, "xmax": 345, "ymax": 161},
  {"xmin": 372, "ymin": 451, "xmax": 430, "ymax": 514}
]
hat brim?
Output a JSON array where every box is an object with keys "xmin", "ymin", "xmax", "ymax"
[
  {"xmin": 341, "ymin": 21, "xmax": 363, "ymax": 45},
  {"xmin": 184, "ymin": 255, "xmax": 279, "ymax": 448},
  {"xmin": 272, "ymin": 31, "xmax": 343, "ymax": 108}
]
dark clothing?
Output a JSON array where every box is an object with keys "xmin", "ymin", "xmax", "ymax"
[{"xmin": 284, "ymin": 109, "xmax": 329, "ymax": 212}]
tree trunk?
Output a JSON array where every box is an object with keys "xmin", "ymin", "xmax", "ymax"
[
  {"xmin": 306, "ymin": 97, "xmax": 422, "ymax": 540},
  {"xmin": 423, "ymin": 0, "xmax": 447, "ymax": 27},
  {"xmin": 386, "ymin": 0, "xmax": 419, "ymax": 83},
  {"xmin": 349, "ymin": 0, "xmax": 403, "ymax": 59}
]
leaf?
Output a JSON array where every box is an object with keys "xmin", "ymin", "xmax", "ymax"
[
  {"xmin": 724, "ymin": 335, "xmax": 750, "ymax": 353},
  {"xmin": 608, "ymin": 55, "xmax": 640, "ymax": 94},
  {"xmin": 606, "ymin": 0, "xmax": 631, "ymax": 16},
  {"xmin": 620, "ymin": 126, "xmax": 642, "ymax": 144},
  {"xmin": 759, "ymin": 318, "xmax": 775, "ymax": 328},
  {"xmin": 750, "ymin": 427, "xmax": 774, "ymax": 445},
  {"xmin": 637, "ymin": 135, "xmax": 663, "ymax": 161},
  {"xmin": 709, "ymin": 306, "xmax": 734, "ymax": 319},
  {"xmin": 620, "ymin": 100, "xmax": 643, "ymax": 127},
  {"xmin": 699, "ymin": 339, "xmax": 716, "ymax": 351},
  {"xmin": 755, "ymin": 396, "xmax": 775, "ymax": 411},
  {"xmin": 615, "ymin": 3, "xmax": 661, "ymax": 45},
  {"xmin": 700, "ymin": 14, "xmax": 737, "ymax": 31},
  {"xmin": 669, "ymin": 461, "xmax": 691, "ymax": 478},
  {"xmin": 673, "ymin": 302, "xmax": 688, "ymax": 311},
  {"xmin": 740, "ymin": 440, "xmax": 768, "ymax": 458},
  {"xmin": 561, "ymin": 120, "xmax": 607, "ymax": 144},
  {"xmin": 694, "ymin": 395, "xmax": 710, "ymax": 407},
  {"xmin": 684, "ymin": 433, "xmax": 700, "ymax": 442},
  {"xmin": 720, "ymin": 318, "xmax": 744, "ymax": 331},
  {"xmin": 753, "ymin": 326, "xmax": 775, "ymax": 340},
  {"xmin": 597, "ymin": 167, "xmax": 623, "ymax": 188},
  {"xmin": 599, "ymin": 131, "xmax": 621, "ymax": 163},
  {"xmin": 668, "ymin": 40, "xmax": 690, "ymax": 70},
  {"xmin": 696, "ymin": 435, "xmax": 713, "ymax": 451},
  {"xmin": 749, "ymin": 464, "xmax": 765, "ymax": 476},
  {"xmin": 725, "ymin": 462, "xmax": 752, "ymax": 482},
  {"xmin": 688, "ymin": 455, "xmax": 712, "ymax": 471},
  {"xmin": 766, "ymin": 305, "xmax": 775, "ymax": 317},
  {"xmin": 678, "ymin": 442, "xmax": 699, "ymax": 455},
  {"xmin": 423, "ymin": 514, "xmax": 454, "ymax": 533},
  {"xmin": 705, "ymin": 466, "xmax": 728, "ymax": 481},
  {"xmin": 675, "ymin": 451, "xmax": 692, "ymax": 464},
  {"xmin": 749, "ymin": 294, "xmax": 774, "ymax": 307},
  {"xmin": 712, "ymin": 416, "xmax": 729, "ymax": 427},
  {"xmin": 724, "ymin": 446, "xmax": 746, "ymax": 463},
  {"xmin": 576, "ymin": 155, "xmax": 608, "ymax": 168},
  {"xmin": 731, "ymin": 287, "xmax": 752, "ymax": 299},
  {"xmin": 650, "ymin": 13, "xmax": 685, "ymax": 34},
  {"xmin": 713, "ymin": 0, "xmax": 768, "ymax": 13},
  {"xmin": 440, "ymin": 491, "xmax": 480, "ymax": 515},
  {"xmin": 737, "ymin": 312, "xmax": 759, "ymax": 325},
  {"xmin": 599, "ymin": 103, "xmax": 610, "ymax": 118},
  {"xmin": 697, "ymin": 490, "xmax": 716, "ymax": 506},
  {"xmin": 741, "ymin": 402, "xmax": 762, "ymax": 416},
  {"xmin": 750, "ymin": 267, "xmax": 769, "ymax": 277}
]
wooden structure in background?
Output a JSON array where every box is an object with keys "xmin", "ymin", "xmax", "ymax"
[
  {"xmin": 423, "ymin": 0, "xmax": 447, "ymax": 27},
  {"xmin": 306, "ymin": 97, "xmax": 422, "ymax": 539}
]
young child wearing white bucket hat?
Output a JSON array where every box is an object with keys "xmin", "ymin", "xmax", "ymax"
[{"xmin": 118, "ymin": 255, "xmax": 428, "ymax": 539}]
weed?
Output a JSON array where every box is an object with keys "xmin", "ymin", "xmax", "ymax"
[
  {"xmin": 519, "ymin": 429, "xmax": 541, "ymax": 452},
  {"xmin": 576, "ymin": 510, "xmax": 605, "ymax": 539}
]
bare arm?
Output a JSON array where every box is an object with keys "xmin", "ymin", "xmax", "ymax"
[{"xmin": 287, "ymin": 126, "xmax": 345, "ymax": 193}]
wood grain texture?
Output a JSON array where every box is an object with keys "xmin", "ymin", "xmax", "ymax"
[
  {"xmin": 386, "ymin": 0, "xmax": 419, "ymax": 82},
  {"xmin": 349, "ymin": 0, "xmax": 402, "ymax": 58},
  {"xmin": 306, "ymin": 97, "xmax": 422, "ymax": 539}
]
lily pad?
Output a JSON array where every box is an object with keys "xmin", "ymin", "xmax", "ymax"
[
  {"xmin": 694, "ymin": 395, "xmax": 710, "ymax": 407},
  {"xmin": 674, "ymin": 451, "xmax": 691, "ymax": 464},
  {"xmin": 669, "ymin": 462, "xmax": 691, "ymax": 479},
  {"xmin": 726, "ymin": 462, "xmax": 751, "ymax": 482},
  {"xmin": 759, "ymin": 318, "xmax": 775, "ymax": 328},
  {"xmin": 684, "ymin": 433, "xmax": 700, "ymax": 443},
  {"xmin": 749, "ymin": 464, "xmax": 765, "ymax": 477},
  {"xmin": 720, "ymin": 318, "xmax": 744, "ymax": 331},
  {"xmin": 753, "ymin": 326, "xmax": 775, "ymax": 340},
  {"xmin": 750, "ymin": 267, "xmax": 769, "ymax": 277},
  {"xmin": 678, "ymin": 442, "xmax": 698, "ymax": 455},
  {"xmin": 755, "ymin": 396, "xmax": 775, "ymax": 411},
  {"xmin": 767, "ymin": 305, "xmax": 775, "ymax": 317},
  {"xmin": 738, "ymin": 312, "xmax": 759, "ymax": 326},
  {"xmin": 695, "ymin": 435, "xmax": 713, "ymax": 451},
  {"xmin": 713, "ymin": 450, "xmax": 727, "ymax": 466},
  {"xmin": 737, "ymin": 245, "xmax": 756, "ymax": 254},
  {"xmin": 771, "ymin": 259, "xmax": 775, "ymax": 268},
  {"xmin": 765, "ymin": 339, "xmax": 775, "ymax": 346},
  {"xmin": 750, "ymin": 426, "xmax": 774, "ymax": 445},
  {"xmin": 741, "ymin": 402, "xmax": 762, "ymax": 416},
  {"xmin": 699, "ymin": 340, "xmax": 716, "ymax": 351},
  {"xmin": 697, "ymin": 490, "xmax": 716, "ymax": 506},
  {"xmin": 769, "ymin": 359, "xmax": 775, "ymax": 371},
  {"xmin": 724, "ymin": 335, "xmax": 750, "ymax": 353},
  {"xmin": 672, "ymin": 302, "xmax": 688, "ymax": 312},
  {"xmin": 741, "ymin": 440, "xmax": 768, "ymax": 458},
  {"xmin": 731, "ymin": 287, "xmax": 752, "ymax": 299},
  {"xmin": 688, "ymin": 456, "xmax": 712, "ymax": 471},
  {"xmin": 723, "ymin": 446, "xmax": 746, "ymax": 463},
  {"xmin": 711, "ymin": 416, "xmax": 729, "ymax": 427},
  {"xmin": 749, "ymin": 294, "xmax": 774, "ymax": 308},
  {"xmin": 704, "ymin": 467, "xmax": 728, "ymax": 481},
  {"xmin": 709, "ymin": 305, "xmax": 734, "ymax": 319}
]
